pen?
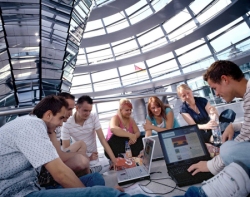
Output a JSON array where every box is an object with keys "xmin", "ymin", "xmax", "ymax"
[{"xmin": 121, "ymin": 173, "xmax": 126, "ymax": 175}]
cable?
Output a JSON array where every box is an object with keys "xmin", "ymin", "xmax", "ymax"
[{"xmin": 138, "ymin": 179, "xmax": 177, "ymax": 195}]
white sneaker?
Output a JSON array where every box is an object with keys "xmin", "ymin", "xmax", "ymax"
[
  {"xmin": 90, "ymin": 163, "xmax": 110, "ymax": 174},
  {"xmin": 202, "ymin": 162, "xmax": 250, "ymax": 197}
]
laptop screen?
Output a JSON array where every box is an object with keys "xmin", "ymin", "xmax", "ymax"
[
  {"xmin": 159, "ymin": 125, "xmax": 206, "ymax": 164},
  {"xmin": 143, "ymin": 138, "xmax": 154, "ymax": 171}
]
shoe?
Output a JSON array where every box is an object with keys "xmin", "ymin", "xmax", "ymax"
[
  {"xmin": 90, "ymin": 163, "xmax": 110, "ymax": 174},
  {"xmin": 202, "ymin": 162, "xmax": 250, "ymax": 197}
]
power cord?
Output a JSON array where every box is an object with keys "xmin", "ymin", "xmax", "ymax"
[{"xmin": 131, "ymin": 171, "xmax": 187, "ymax": 195}]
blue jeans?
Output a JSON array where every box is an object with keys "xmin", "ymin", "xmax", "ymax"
[
  {"xmin": 220, "ymin": 140, "xmax": 250, "ymax": 174},
  {"xmin": 26, "ymin": 186, "xmax": 148, "ymax": 197},
  {"xmin": 26, "ymin": 173, "xmax": 148, "ymax": 197},
  {"xmin": 175, "ymin": 187, "xmax": 207, "ymax": 197}
]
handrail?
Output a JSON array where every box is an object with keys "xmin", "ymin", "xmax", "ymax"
[{"xmin": 0, "ymin": 92, "xmax": 177, "ymax": 116}]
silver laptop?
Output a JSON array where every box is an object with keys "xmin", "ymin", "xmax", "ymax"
[
  {"xmin": 143, "ymin": 135, "xmax": 163, "ymax": 161},
  {"xmin": 117, "ymin": 138, "xmax": 155, "ymax": 186}
]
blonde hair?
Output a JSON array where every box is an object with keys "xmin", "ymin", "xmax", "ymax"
[
  {"xmin": 117, "ymin": 98, "xmax": 133, "ymax": 117},
  {"xmin": 177, "ymin": 84, "xmax": 192, "ymax": 97}
]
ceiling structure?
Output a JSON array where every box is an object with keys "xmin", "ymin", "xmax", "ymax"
[
  {"xmin": 0, "ymin": 0, "xmax": 250, "ymax": 116},
  {"xmin": 0, "ymin": 0, "xmax": 91, "ymax": 108}
]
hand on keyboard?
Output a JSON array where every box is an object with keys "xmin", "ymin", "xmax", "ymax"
[{"xmin": 187, "ymin": 161, "xmax": 209, "ymax": 176}]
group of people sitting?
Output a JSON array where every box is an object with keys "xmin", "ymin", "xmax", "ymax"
[{"xmin": 1, "ymin": 60, "xmax": 250, "ymax": 197}]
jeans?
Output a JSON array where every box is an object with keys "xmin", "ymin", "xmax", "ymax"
[
  {"xmin": 26, "ymin": 186, "xmax": 148, "ymax": 197},
  {"xmin": 174, "ymin": 187, "xmax": 207, "ymax": 197},
  {"xmin": 220, "ymin": 140, "xmax": 250, "ymax": 173},
  {"xmin": 26, "ymin": 172, "xmax": 148, "ymax": 197}
]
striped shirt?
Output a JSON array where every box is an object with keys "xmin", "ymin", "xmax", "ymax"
[
  {"xmin": 207, "ymin": 80, "xmax": 250, "ymax": 175},
  {"xmin": 61, "ymin": 113, "xmax": 101, "ymax": 154}
]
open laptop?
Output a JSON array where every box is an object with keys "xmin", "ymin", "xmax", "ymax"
[
  {"xmin": 117, "ymin": 138, "xmax": 155, "ymax": 186},
  {"xmin": 142, "ymin": 135, "xmax": 164, "ymax": 161},
  {"xmin": 158, "ymin": 125, "xmax": 213, "ymax": 187}
]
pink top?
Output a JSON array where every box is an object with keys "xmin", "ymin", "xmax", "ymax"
[{"xmin": 106, "ymin": 115, "xmax": 134, "ymax": 140}]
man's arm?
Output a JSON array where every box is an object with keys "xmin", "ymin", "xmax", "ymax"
[
  {"xmin": 49, "ymin": 132, "xmax": 82, "ymax": 162},
  {"xmin": 45, "ymin": 158, "xmax": 85, "ymax": 188},
  {"xmin": 62, "ymin": 139, "xmax": 71, "ymax": 150},
  {"xmin": 187, "ymin": 155, "xmax": 225, "ymax": 175},
  {"xmin": 96, "ymin": 128, "xmax": 116, "ymax": 164}
]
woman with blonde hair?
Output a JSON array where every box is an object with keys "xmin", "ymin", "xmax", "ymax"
[
  {"xmin": 144, "ymin": 96, "xmax": 180, "ymax": 137},
  {"xmin": 177, "ymin": 84, "xmax": 217, "ymax": 143},
  {"xmin": 105, "ymin": 98, "xmax": 143, "ymax": 158}
]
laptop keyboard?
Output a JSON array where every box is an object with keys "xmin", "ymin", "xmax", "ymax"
[
  {"xmin": 126, "ymin": 166, "xmax": 147, "ymax": 178},
  {"xmin": 168, "ymin": 164, "xmax": 213, "ymax": 187}
]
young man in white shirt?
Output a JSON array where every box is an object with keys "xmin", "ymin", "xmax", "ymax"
[
  {"xmin": 61, "ymin": 95, "xmax": 117, "ymax": 173},
  {"xmin": 49, "ymin": 92, "xmax": 90, "ymax": 176}
]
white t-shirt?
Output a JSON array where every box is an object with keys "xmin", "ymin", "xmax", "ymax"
[{"xmin": 61, "ymin": 113, "xmax": 101, "ymax": 154}]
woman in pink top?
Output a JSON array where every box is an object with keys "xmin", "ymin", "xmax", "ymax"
[{"xmin": 105, "ymin": 98, "xmax": 143, "ymax": 159}]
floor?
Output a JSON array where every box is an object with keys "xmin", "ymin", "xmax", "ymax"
[{"xmin": 102, "ymin": 159, "xmax": 201, "ymax": 196}]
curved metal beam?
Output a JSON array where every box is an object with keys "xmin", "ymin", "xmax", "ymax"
[
  {"xmin": 75, "ymin": 0, "xmax": 250, "ymax": 73},
  {"xmin": 81, "ymin": 0, "xmax": 194, "ymax": 47},
  {"xmin": 88, "ymin": 0, "xmax": 140, "ymax": 21},
  {"xmin": 0, "ymin": 92, "xmax": 176, "ymax": 116},
  {"xmin": 74, "ymin": 49, "xmax": 250, "ymax": 97},
  {"xmin": 74, "ymin": 69, "xmax": 207, "ymax": 97}
]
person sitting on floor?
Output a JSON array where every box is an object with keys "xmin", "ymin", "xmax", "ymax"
[
  {"xmin": 177, "ymin": 84, "xmax": 218, "ymax": 143},
  {"xmin": 143, "ymin": 96, "xmax": 180, "ymax": 137},
  {"xmin": 0, "ymin": 95, "xmax": 105, "ymax": 196},
  {"xmin": 38, "ymin": 93, "xmax": 91, "ymax": 187},
  {"xmin": 61, "ymin": 95, "xmax": 117, "ymax": 173},
  {"xmin": 106, "ymin": 98, "xmax": 143, "ymax": 158},
  {"xmin": 179, "ymin": 60, "xmax": 250, "ymax": 197},
  {"xmin": 53, "ymin": 93, "xmax": 89, "ymax": 175}
]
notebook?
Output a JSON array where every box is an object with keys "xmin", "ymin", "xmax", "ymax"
[
  {"xmin": 142, "ymin": 135, "xmax": 164, "ymax": 161},
  {"xmin": 117, "ymin": 138, "xmax": 155, "ymax": 186},
  {"xmin": 158, "ymin": 125, "xmax": 213, "ymax": 187}
]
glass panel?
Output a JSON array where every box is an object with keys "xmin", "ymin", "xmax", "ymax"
[
  {"xmin": 149, "ymin": 59, "xmax": 178, "ymax": 78},
  {"xmin": 163, "ymin": 9, "xmax": 191, "ymax": 33},
  {"xmin": 72, "ymin": 74, "xmax": 91, "ymax": 86},
  {"xmin": 175, "ymin": 39, "xmax": 205, "ymax": 55},
  {"xmin": 138, "ymin": 26, "xmax": 164, "ymax": 46},
  {"xmin": 92, "ymin": 68, "xmax": 118, "ymax": 82},
  {"xmin": 103, "ymin": 12, "xmax": 125, "ymax": 26},
  {"xmin": 189, "ymin": 0, "xmax": 213, "ymax": 15},
  {"xmin": 146, "ymin": 52, "xmax": 174, "ymax": 67},
  {"xmin": 152, "ymin": 0, "xmax": 170, "ymax": 12},
  {"xmin": 85, "ymin": 19, "xmax": 103, "ymax": 32},
  {"xmin": 125, "ymin": 0, "xmax": 147, "ymax": 16},
  {"xmin": 94, "ymin": 78, "xmax": 121, "ymax": 91},
  {"xmin": 178, "ymin": 45, "xmax": 212, "ymax": 65},
  {"xmin": 210, "ymin": 23, "xmax": 250, "ymax": 52},
  {"xmin": 106, "ymin": 19, "xmax": 129, "ymax": 33},
  {"xmin": 129, "ymin": 5, "xmax": 153, "ymax": 25},
  {"xmin": 196, "ymin": 0, "xmax": 231, "ymax": 24},
  {"xmin": 207, "ymin": 17, "xmax": 242, "ymax": 39}
]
